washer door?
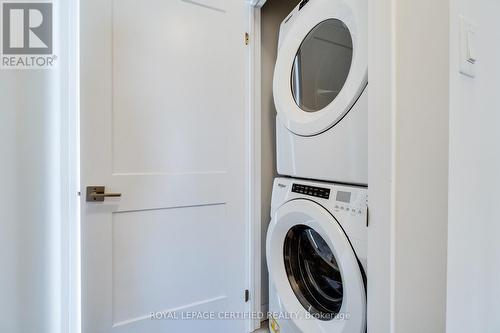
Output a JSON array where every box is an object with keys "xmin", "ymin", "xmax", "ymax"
[
  {"xmin": 267, "ymin": 199, "xmax": 366, "ymax": 333},
  {"xmin": 273, "ymin": 0, "xmax": 367, "ymax": 136}
]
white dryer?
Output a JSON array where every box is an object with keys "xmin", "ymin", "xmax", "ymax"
[
  {"xmin": 274, "ymin": 0, "xmax": 368, "ymax": 185},
  {"xmin": 267, "ymin": 177, "xmax": 367, "ymax": 333}
]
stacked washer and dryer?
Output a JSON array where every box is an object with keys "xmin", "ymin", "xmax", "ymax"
[{"xmin": 266, "ymin": 0, "xmax": 368, "ymax": 332}]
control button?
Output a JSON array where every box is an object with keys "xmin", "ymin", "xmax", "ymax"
[{"xmin": 292, "ymin": 184, "xmax": 330, "ymax": 199}]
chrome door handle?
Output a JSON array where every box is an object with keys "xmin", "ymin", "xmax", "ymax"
[{"xmin": 86, "ymin": 186, "xmax": 122, "ymax": 202}]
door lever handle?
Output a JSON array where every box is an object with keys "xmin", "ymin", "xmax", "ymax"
[{"xmin": 86, "ymin": 186, "xmax": 122, "ymax": 202}]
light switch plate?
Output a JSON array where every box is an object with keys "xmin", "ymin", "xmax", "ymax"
[{"xmin": 459, "ymin": 15, "xmax": 477, "ymax": 78}]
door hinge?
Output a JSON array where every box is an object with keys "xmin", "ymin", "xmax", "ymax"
[
  {"xmin": 245, "ymin": 32, "xmax": 250, "ymax": 45},
  {"xmin": 244, "ymin": 289, "xmax": 250, "ymax": 302},
  {"xmin": 366, "ymin": 206, "xmax": 370, "ymax": 227}
]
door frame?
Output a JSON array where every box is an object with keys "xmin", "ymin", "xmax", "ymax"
[
  {"xmin": 63, "ymin": 0, "xmax": 81, "ymax": 333},
  {"xmin": 246, "ymin": 1, "xmax": 263, "ymax": 331},
  {"xmin": 64, "ymin": 1, "xmax": 397, "ymax": 332}
]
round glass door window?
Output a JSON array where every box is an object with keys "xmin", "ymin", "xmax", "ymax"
[
  {"xmin": 291, "ymin": 19, "xmax": 353, "ymax": 113},
  {"xmin": 283, "ymin": 225, "xmax": 343, "ymax": 320}
]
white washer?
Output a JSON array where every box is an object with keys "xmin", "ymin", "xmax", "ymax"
[
  {"xmin": 267, "ymin": 177, "xmax": 367, "ymax": 333},
  {"xmin": 274, "ymin": 0, "xmax": 368, "ymax": 185}
]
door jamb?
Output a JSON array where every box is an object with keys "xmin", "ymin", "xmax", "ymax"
[{"xmin": 246, "ymin": 0, "xmax": 267, "ymax": 332}]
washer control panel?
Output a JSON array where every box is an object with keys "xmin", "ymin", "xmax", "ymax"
[
  {"xmin": 292, "ymin": 183, "xmax": 330, "ymax": 199},
  {"xmin": 333, "ymin": 190, "xmax": 368, "ymax": 216}
]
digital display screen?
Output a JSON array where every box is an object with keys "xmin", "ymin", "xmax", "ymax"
[{"xmin": 336, "ymin": 191, "xmax": 351, "ymax": 203}]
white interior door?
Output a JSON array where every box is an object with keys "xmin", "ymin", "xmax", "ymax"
[{"xmin": 80, "ymin": 1, "xmax": 249, "ymax": 332}]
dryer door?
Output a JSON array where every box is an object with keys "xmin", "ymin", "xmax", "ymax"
[
  {"xmin": 266, "ymin": 199, "xmax": 366, "ymax": 333},
  {"xmin": 273, "ymin": 0, "xmax": 367, "ymax": 136}
]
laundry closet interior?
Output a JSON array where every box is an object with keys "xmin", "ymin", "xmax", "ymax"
[
  {"xmin": 258, "ymin": 0, "xmax": 300, "ymax": 316},
  {"xmin": 256, "ymin": 0, "xmax": 368, "ymax": 332}
]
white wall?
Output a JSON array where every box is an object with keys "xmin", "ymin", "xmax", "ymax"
[
  {"xmin": 369, "ymin": 0, "xmax": 449, "ymax": 332},
  {"xmin": 0, "ymin": 65, "xmax": 62, "ymax": 333},
  {"xmin": 0, "ymin": 1, "xmax": 76, "ymax": 332},
  {"xmin": 0, "ymin": 72, "xmax": 20, "ymax": 333},
  {"xmin": 447, "ymin": 1, "xmax": 500, "ymax": 332}
]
